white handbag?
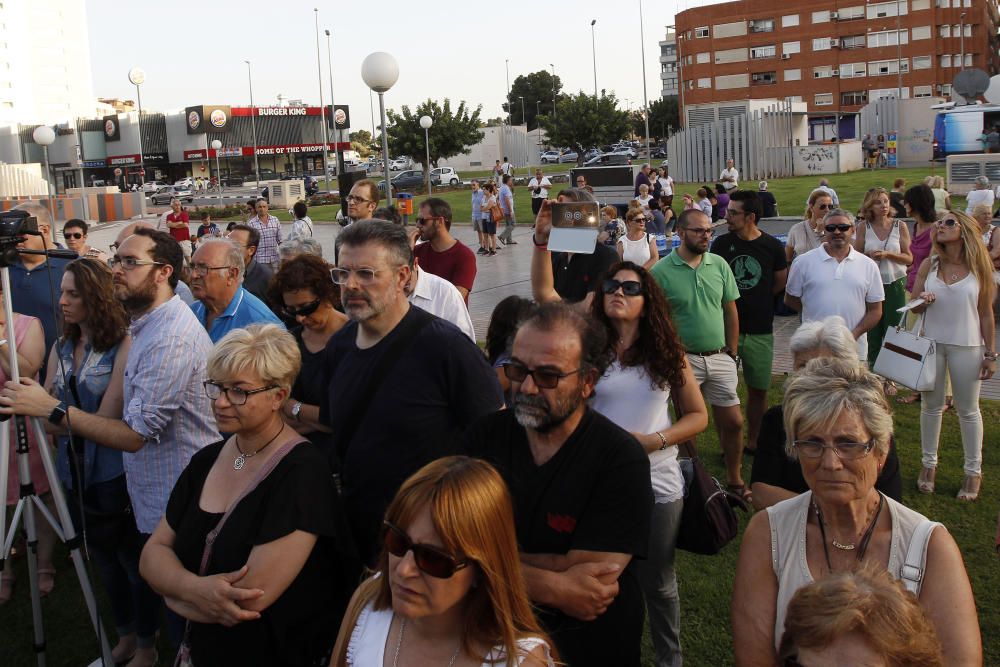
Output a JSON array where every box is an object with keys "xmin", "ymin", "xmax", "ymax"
[{"xmin": 873, "ymin": 313, "xmax": 937, "ymax": 391}]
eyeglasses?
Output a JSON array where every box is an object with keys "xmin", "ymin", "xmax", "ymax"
[
  {"xmin": 503, "ymin": 361, "xmax": 582, "ymax": 389},
  {"xmin": 602, "ymin": 278, "xmax": 643, "ymax": 296},
  {"xmin": 64, "ymin": 232, "xmax": 84, "ymax": 240},
  {"xmin": 330, "ymin": 267, "xmax": 384, "ymax": 285},
  {"xmin": 936, "ymin": 218, "xmax": 959, "ymax": 227},
  {"xmin": 792, "ymin": 439, "xmax": 875, "ymax": 460},
  {"xmin": 190, "ymin": 263, "xmax": 233, "ymax": 276},
  {"xmin": 414, "ymin": 216, "xmax": 440, "ymax": 226},
  {"xmin": 824, "ymin": 224, "xmax": 853, "ymax": 233},
  {"xmin": 109, "ymin": 256, "xmax": 165, "ymax": 271},
  {"xmin": 383, "ymin": 521, "xmax": 469, "ymax": 579},
  {"xmin": 685, "ymin": 227, "xmax": 713, "ymax": 236},
  {"xmin": 203, "ymin": 380, "xmax": 277, "ymax": 406},
  {"xmin": 346, "ymin": 194, "xmax": 372, "ymax": 204},
  {"xmin": 814, "ymin": 203, "xmax": 834, "ymax": 210},
  {"xmin": 282, "ymin": 299, "xmax": 321, "ymax": 318},
  {"xmin": 629, "ymin": 216, "xmax": 647, "ymax": 223}
]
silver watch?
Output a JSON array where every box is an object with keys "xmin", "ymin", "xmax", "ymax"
[{"xmin": 290, "ymin": 401, "xmax": 303, "ymax": 420}]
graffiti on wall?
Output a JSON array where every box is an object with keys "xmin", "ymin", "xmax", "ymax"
[{"xmin": 795, "ymin": 145, "xmax": 837, "ymax": 174}]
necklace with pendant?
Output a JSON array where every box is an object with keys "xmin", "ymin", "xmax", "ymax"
[
  {"xmin": 233, "ymin": 422, "xmax": 284, "ymax": 471},
  {"xmin": 813, "ymin": 493, "xmax": 884, "ymax": 571},
  {"xmin": 392, "ymin": 616, "xmax": 462, "ymax": 667}
]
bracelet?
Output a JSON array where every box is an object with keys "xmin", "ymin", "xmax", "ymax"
[
  {"xmin": 656, "ymin": 431, "xmax": 669, "ymax": 450},
  {"xmin": 985, "ymin": 351, "xmax": 998, "ymax": 361},
  {"xmin": 532, "ymin": 233, "xmax": 548, "ymax": 248}
]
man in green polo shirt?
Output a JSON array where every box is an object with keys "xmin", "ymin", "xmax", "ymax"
[{"xmin": 650, "ymin": 209, "xmax": 748, "ymax": 500}]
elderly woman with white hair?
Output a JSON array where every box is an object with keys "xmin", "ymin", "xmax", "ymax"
[
  {"xmin": 140, "ymin": 324, "xmax": 358, "ymax": 666},
  {"xmin": 749, "ymin": 316, "xmax": 901, "ymax": 511},
  {"xmin": 278, "ymin": 237, "xmax": 324, "ymax": 264},
  {"xmin": 732, "ymin": 358, "xmax": 981, "ymax": 667},
  {"xmin": 964, "ymin": 175, "xmax": 995, "ymax": 216}
]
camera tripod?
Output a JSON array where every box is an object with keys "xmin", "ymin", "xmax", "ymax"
[{"xmin": 0, "ymin": 261, "xmax": 114, "ymax": 663}]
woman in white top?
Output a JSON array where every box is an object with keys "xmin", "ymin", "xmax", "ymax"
[
  {"xmin": 732, "ymin": 359, "xmax": 980, "ymax": 667},
  {"xmin": 634, "ymin": 183, "xmax": 654, "ymax": 215},
  {"xmin": 971, "ymin": 203, "xmax": 1000, "ymax": 287},
  {"xmin": 289, "ymin": 201, "xmax": 314, "ymax": 241},
  {"xmin": 589, "ymin": 261, "xmax": 708, "ymax": 667},
  {"xmin": 910, "ymin": 210, "xmax": 996, "ymax": 501},
  {"xmin": 964, "ymin": 175, "xmax": 995, "ymax": 215},
  {"xmin": 854, "ymin": 187, "xmax": 913, "ymax": 371},
  {"xmin": 331, "ymin": 456, "xmax": 555, "ymax": 667},
  {"xmin": 617, "ymin": 208, "xmax": 659, "ymax": 270},
  {"xmin": 784, "ymin": 190, "xmax": 833, "ymax": 264}
]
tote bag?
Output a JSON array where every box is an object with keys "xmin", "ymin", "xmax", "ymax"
[{"xmin": 873, "ymin": 314, "xmax": 937, "ymax": 391}]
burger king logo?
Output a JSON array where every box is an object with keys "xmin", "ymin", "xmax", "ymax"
[
  {"xmin": 210, "ymin": 108, "xmax": 227, "ymax": 128},
  {"xmin": 334, "ymin": 108, "xmax": 347, "ymax": 126},
  {"xmin": 105, "ymin": 119, "xmax": 116, "ymax": 137},
  {"xmin": 188, "ymin": 110, "xmax": 201, "ymax": 130}
]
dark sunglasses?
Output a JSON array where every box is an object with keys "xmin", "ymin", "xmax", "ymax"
[
  {"xmin": 383, "ymin": 521, "xmax": 469, "ymax": 578},
  {"xmin": 825, "ymin": 223, "xmax": 853, "ymax": 232},
  {"xmin": 814, "ymin": 203, "xmax": 834, "ymax": 210},
  {"xmin": 282, "ymin": 299, "xmax": 321, "ymax": 318},
  {"xmin": 64, "ymin": 232, "xmax": 84, "ymax": 240},
  {"xmin": 503, "ymin": 361, "xmax": 582, "ymax": 389},
  {"xmin": 414, "ymin": 216, "xmax": 439, "ymax": 226},
  {"xmin": 936, "ymin": 218, "xmax": 959, "ymax": 227},
  {"xmin": 602, "ymin": 278, "xmax": 643, "ymax": 296}
]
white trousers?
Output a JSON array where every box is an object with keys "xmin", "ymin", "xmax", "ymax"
[{"xmin": 920, "ymin": 343, "xmax": 984, "ymax": 475}]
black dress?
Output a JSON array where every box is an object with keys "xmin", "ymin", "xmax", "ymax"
[
  {"xmin": 291, "ymin": 326, "xmax": 337, "ymax": 468},
  {"xmin": 165, "ymin": 440, "xmax": 359, "ymax": 666}
]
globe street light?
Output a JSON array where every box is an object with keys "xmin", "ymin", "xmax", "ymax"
[
  {"xmin": 420, "ymin": 115, "xmax": 433, "ymax": 195},
  {"xmin": 361, "ymin": 52, "xmax": 399, "ymax": 202},
  {"xmin": 313, "ymin": 9, "xmax": 331, "ymax": 186},
  {"xmin": 128, "ymin": 67, "xmax": 146, "ymax": 195},
  {"xmin": 244, "ymin": 60, "xmax": 262, "ymax": 193},
  {"xmin": 32, "ymin": 125, "xmax": 56, "ymax": 243},
  {"xmin": 211, "ymin": 139, "xmax": 223, "ymax": 196}
]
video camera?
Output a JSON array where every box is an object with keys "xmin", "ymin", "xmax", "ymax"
[{"xmin": 0, "ymin": 210, "xmax": 39, "ymax": 266}]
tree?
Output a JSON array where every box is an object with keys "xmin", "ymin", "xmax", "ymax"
[
  {"xmin": 502, "ymin": 71, "xmax": 563, "ymax": 130},
  {"xmin": 348, "ymin": 130, "xmax": 373, "ymax": 157},
  {"xmin": 537, "ymin": 93, "xmax": 630, "ymax": 158},
  {"xmin": 385, "ymin": 99, "xmax": 483, "ymax": 170},
  {"xmin": 630, "ymin": 98, "xmax": 680, "ymax": 142}
]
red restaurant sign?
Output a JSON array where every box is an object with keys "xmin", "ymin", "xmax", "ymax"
[
  {"xmin": 106, "ymin": 154, "xmax": 141, "ymax": 166},
  {"xmin": 208, "ymin": 142, "xmax": 351, "ymax": 157},
  {"xmin": 183, "ymin": 149, "xmax": 207, "ymax": 160},
  {"xmin": 229, "ymin": 106, "xmax": 324, "ymax": 117}
]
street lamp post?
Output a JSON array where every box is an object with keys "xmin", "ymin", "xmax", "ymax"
[
  {"xmin": 128, "ymin": 67, "xmax": 146, "ymax": 204},
  {"xmin": 638, "ymin": 0, "xmax": 651, "ymax": 159},
  {"xmin": 591, "ymin": 19, "xmax": 598, "ymax": 99},
  {"xmin": 550, "ymin": 63, "xmax": 557, "ymax": 119},
  {"xmin": 244, "ymin": 60, "xmax": 262, "ymax": 193},
  {"xmin": 362, "ymin": 52, "xmax": 399, "ymax": 203},
  {"xmin": 313, "ymin": 9, "xmax": 331, "ymax": 187},
  {"xmin": 32, "ymin": 125, "xmax": 56, "ymax": 243},
  {"xmin": 519, "ymin": 96, "xmax": 526, "ymax": 127},
  {"xmin": 325, "ymin": 29, "xmax": 343, "ymax": 177},
  {"xmin": 211, "ymin": 139, "xmax": 223, "ymax": 197},
  {"xmin": 420, "ymin": 115, "xmax": 433, "ymax": 195}
]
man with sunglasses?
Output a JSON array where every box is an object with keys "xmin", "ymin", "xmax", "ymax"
[
  {"xmin": 413, "ymin": 198, "xmax": 476, "ymax": 304},
  {"xmin": 785, "ymin": 208, "xmax": 884, "ymax": 362},
  {"xmin": 465, "ymin": 303, "xmax": 653, "ymax": 667},
  {"xmin": 188, "ymin": 238, "xmax": 282, "ymax": 343}
]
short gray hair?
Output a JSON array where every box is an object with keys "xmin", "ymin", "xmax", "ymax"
[
  {"xmin": 788, "ymin": 317, "xmax": 857, "ymax": 363},
  {"xmin": 823, "ymin": 208, "xmax": 855, "ymax": 225},
  {"xmin": 196, "ymin": 237, "xmax": 245, "ymax": 280},
  {"xmin": 278, "ymin": 237, "xmax": 324, "ymax": 261},
  {"xmin": 13, "ymin": 201, "xmax": 52, "ymax": 231},
  {"xmin": 783, "ymin": 358, "xmax": 893, "ymax": 459},
  {"xmin": 975, "ymin": 175, "xmax": 990, "ymax": 188},
  {"xmin": 337, "ymin": 219, "xmax": 413, "ymax": 268}
]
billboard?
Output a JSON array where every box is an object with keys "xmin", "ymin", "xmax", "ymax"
[
  {"xmin": 186, "ymin": 105, "xmax": 231, "ymax": 134},
  {"xmin": 329, "ymin": 104, "xmax": 350, "ymax": 131},
  {"xmin": 103, "ymin": 115, "xmax": 120, "ymax": 142}
]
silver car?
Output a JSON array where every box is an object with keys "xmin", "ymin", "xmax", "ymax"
[{"xmin": 150, "ymin": 185, "xmax": 194, "ymax": 205}]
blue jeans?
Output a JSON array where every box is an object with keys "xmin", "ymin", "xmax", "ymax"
[{"xmin": 635, "ymin": 498, "xmax": 684, "ymax": 667}]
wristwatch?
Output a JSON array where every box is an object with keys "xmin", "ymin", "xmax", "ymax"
[
  {"xmin": 290, "ymin": 401, "xmax": 303, "ymax": 421},
  {"xmin": 48, "ymin": 401, "xmax": 68, "ymax": 426},
  {"xmin": 985, "ymin": 351, "xmax": 999, "ymax": 361}
]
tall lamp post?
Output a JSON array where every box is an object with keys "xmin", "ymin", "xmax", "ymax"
[
  {"xmin": 550, "ymin": 63, "xmax": 557, "ymax": 119},
  {"xmin": 244, "ymin": 60, "xmax": 262, "ymax": 193},
  {"xmin": 420, "ymin": 115, "xmax": 433, "ymax": 195},
  {"xmin": 313, "ymin": 9, "xmax": 331, "ymax": 185},
  {"xmin": 32, "ymin": 125, "xmax": 56, "ymax": 243},
  {"xmin": 638, "ymin": 0, "xmax": 651, "ymax": 159},
  {"xmin": 362, "ymin": 52, "xmax": 399, "ymax": 203},
  {"xmin": 325, "ymin": 29, "xmax": 343, "ymax": 177},
  {"xmin": 211, "ymin": 139, "xmax": 223, "ymax": 196},
  {"xmin": 128, "ymin": 68, "xmax": 146, "ymax": 195},
  {"xmin": 591, "ymin": 19, "xmax": 598, "ymax": 99}
]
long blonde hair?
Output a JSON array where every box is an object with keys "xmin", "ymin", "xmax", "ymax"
[
  {"xmin": 330, "ymin": 457, "xmax": 553, "ymax": 667},
  {"xmin": 931, "ymin": 210, "xmax": 997, "ymax": 309},
  {"xmin": 859, "ymin": 187, "xmax": 890, "ymax": 224}
]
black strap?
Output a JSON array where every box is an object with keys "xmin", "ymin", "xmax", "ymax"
[{"xmin": 669, "ymin": 380, "xmax": 699, "ymax": 460}]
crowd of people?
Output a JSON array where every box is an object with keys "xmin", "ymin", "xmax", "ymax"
[{"xmin": 0, "ymin": 160, "xmax": 995, "ymax": 666}]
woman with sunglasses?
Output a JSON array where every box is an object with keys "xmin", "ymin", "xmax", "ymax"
[
  {"xmin": 141, "ymin": 324, "xmax": 358, "ymax": 667},
  {"xmin": 854, "ymin": 188, "xmax": 913, "ymax": 372},
  {"xmin": 785, "ymin": 190, "xmax": 833, "ymax": 264},
  {"xmin": 267, "ymin": 255, "xmax": 348, "ymax": 469},
  {"xmin": 589, "ymin": 261, "xmax": 707, "ymax": 667},
  {"xmin": 331, "ymin": 456, "xmax": 555, "ymax": 667},
  {"xmin": 62, "ymin": 219, "xmax": 107, "ymax": 262},
  {"xmin": 909, "ymin": 211, "xmax": 996, "ymax": 501},
  {"xmin": 617, "ymin": 209, "xmax": 659, "ymax": 271}
]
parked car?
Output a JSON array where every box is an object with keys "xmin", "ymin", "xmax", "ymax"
[
  {"xmin": 539, "ymin": 150, "xmax": 561, "ymax": 164},
  {"xmin": 430, "ymin": 167, "xmax": 461, "ymax": 186},
  {"xmin": 220, "ymin": 175, "xmax": 244, "ymax": 187},
  {"xmin": 174, "ymin": 177, "xmax": 193, "ymax": 188},
  {"xmin": 390, "ymin": 156, "xmax": 412, "ymax": 171},
  {"xmin": 651, "ymin": 147, "xmax": 668, "ymax": 159},
  {"xmin": 143, "ymin": 180, "xmax": 167, "ymax": 193},
  {"xmin": 150, "ymin": 185, "xmax": 194, "ymax": 205},
  {"xmin": 378, "ymin": 169, "xmax": 426, "ymax": 192},
  {"xmin": 583, "ymin": 153, "xmax": 632, "ymax": 167},
  {"xmin": 583, "ymin": 148, "xmax": 601, "ymax": 161}
]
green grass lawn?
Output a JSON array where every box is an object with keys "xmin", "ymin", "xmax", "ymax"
[{"xmin": 2, "ymin": 380, "xmax": 997, "ymax": 665}]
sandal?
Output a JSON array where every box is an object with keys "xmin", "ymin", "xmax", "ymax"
[
  {"xmin": 37, "ymin": 567, "xmax": 55, "ymax": 597},
  {"xmin": 943, "ymin": 396, "xmax": 954, "ymax": 413},
  {"xmin": 727, "ymin": 484, "xmax": 753, "ymax": 506},
  {"xmin": 0, "ymin": 574, "xmax": 14, "ymax": 604},
  {"xmin": 957, "ymin": 474, "xmax": 982, "ymax": 501},
  {"xmin": 897, "ymin": 392, "xmax": 921, "ymax": 405},
  {"xmin": 917, "ymin": 467, "xmax": 936, "ymax": 494},
  {"xmin": 883, "ymin": 380, "xmax": 898, "ymax": 397}
]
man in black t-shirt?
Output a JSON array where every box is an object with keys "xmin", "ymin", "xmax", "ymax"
[
  {"xmin": 712, "ymin": 191, "xmax": 788, "ymax": 455},
  {"xmin": 465, "ymin": 303, "xmax": 652, "ymax": 667},
  {"xmin": 757, "ymin": 180, "xmax": 778, "ymax": 218},
  {"xmin": 320, "ymin": 221, "xmax": 503, "ymax": 564}
]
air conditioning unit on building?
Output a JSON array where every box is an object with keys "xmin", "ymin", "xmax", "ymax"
[
  {"xmin": 831, "ymin": 70, "xmax": 840, "ymax": 77},
  {"xmin": 830, "ymin": 11, "xmax": 840, "ymax": 20},
  {"xmin": 830, "ymin": 38, "xmax": 841, "ymax": 48},
  {"xmin": 782, "ymin": 53, "xmax": 792, "ymax": 59}
]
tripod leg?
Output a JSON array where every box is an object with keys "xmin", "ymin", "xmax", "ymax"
[{"xmin": 13, "ymin": 416, "xmax": 47, "ymax": 667}]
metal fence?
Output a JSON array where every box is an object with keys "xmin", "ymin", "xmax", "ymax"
[
  {"xmin": 858, "ymin": 96, "xmax": 900, "ymax": 140},
  {"xmin": 666, "ymin": 101, "xmax": 795, "ymax": 183}
]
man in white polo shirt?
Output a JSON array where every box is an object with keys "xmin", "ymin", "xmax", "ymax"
[
  {"xmin": 526, "ymin": 168, "xmax": 552, "ymax": 218},
  {"xmin": 784, "ymin": 207, "xmax": 884, "ymax": 361}
]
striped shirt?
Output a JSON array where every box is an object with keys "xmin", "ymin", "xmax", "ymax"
[
  {"xmin": 247, "ymin": 214, "xmax": 282, "ymax": 266},
  {"xmin": 123, "ymin": 295, "xmax": 218, "ymax": 533}
]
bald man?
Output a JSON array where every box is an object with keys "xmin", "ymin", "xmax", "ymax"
[{"xmin": 113, "ymin": 221, "xmax": 196, "ymax": 305}]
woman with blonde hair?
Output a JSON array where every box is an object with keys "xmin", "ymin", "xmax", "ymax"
[
  {"xmin": 910, "ymin": 210, "xmax": 996, "ymax": 500},
  {"xmin": 332, "ymin": 456, "xmax": 554, "ymax": 667},
  {"xmin": 924, "ymin": 175, "xmax": 952, "ymax": 215},
  {"xmin": 785, "ymin": 189, "xmax": 833, "ymax": 264},
  {"xmin": 617, "ymin": 208, "xmax": 659, "ymax": 270}
]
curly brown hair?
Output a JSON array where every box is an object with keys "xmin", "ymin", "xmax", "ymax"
[
  {"xmin": 266, "ymin": 254, "xmax": 341, "ymax": 310},
  {"xmin": 62, "ymin": 258, "xmax": 128, "ymax": 352},
  {"xmin": 590, "ymin": 261, "xmax": 687, "ymax": 391}
]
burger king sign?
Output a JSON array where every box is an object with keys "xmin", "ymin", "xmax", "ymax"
[{"xmin": 185, "ymin": 105, "xmax": 231, "ymax": 134}]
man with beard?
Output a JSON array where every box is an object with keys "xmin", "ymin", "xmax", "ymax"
[
  {"xmin": 413, "ymin": 197, "xmax": 476, "ymax": 303},
  {"xmin": 2, "ymin": 227, "xmax": 216, "ymax": 664},
  {"xmin": 650, "ymin": 209, "xmax": 748, "ymax": 501},
  {"xmin": 320, "ymin": 220, "xmax": 501, "ymax": 564},
  {"xmin": 465, "ymin": 303, "xmax": 652, "ymax": 667}
]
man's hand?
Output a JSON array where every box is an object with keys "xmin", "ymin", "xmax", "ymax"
[
  {"xmin": 556, "ymin": 561, "xmax": 621, "ymax": 621},
  {"xmin": 189, "ymin": 566, "xmax": 264, "ymax": 627},
  {"xmin": 0, "ymin": 378, "xmax": 59, "ymax": 418},
  {"xmin": 534, "ymin": 199, "xmax": 554, "ymax": 244}
]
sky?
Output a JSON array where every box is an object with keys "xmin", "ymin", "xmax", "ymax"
[{"xmin": 85, "ymin": 0, "xmax": 716, "ymax": 130}]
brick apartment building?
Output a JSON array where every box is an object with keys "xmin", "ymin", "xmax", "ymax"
[{"xmin": 674, "ymin": 0, "xmax": 1000, "ymax": 138}]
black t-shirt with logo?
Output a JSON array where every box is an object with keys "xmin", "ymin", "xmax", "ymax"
[
  {"xmin": 712, "ymin": 231, "xmax": 787, "ymax": 334},
  {"xmin": 465, "ymin": 409, "xmax": 652, "ymax": 667}
]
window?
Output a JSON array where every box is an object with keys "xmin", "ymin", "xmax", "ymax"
[
  {"xmin": 839, "ymin": 5, "xmax": 866, "ymax": 20},
  {"xmin": 914, "ymin": 85, "xmax": 933, "ymax": 97},
  {"xmin": 941, "ymin": 54, "xmax": 952, "ymax": 67},
  {"xmin": 841, "ymin": 91, "xmax": 868, "ymax": 105},
  {"xmin": 714, "ymin": 21, "xmax": 747, "ymax": 38},
  {"xmin": 867, "ymin": 1, "xmax": 907, "ymax": 18},
  {"xmin": 938, "ymin": 83, "xmax": 952, "ymax": 95},
  {"xmin": 812, "ymin": 37, "xmax": 832, "ymax": 51},
  {"xmin": 696, "ymin": 51, "xmax": 710, "ymax": 64},
  {"xmin": 695, "ymin": 26, "xmax": 709, "ymax": 38},
  {"xmin": 840, "ymin": 62, "xmax": 867, "ymax": 78},
  {"xmin": 784, "ymin": 68, "xmax": 802, "ymax": 81},
  {"xmin": 814, "ymin": 93, "xmax": 834, "ymax": 106},
  {"xmin": 813, "ymin": 66, "xmax": 834, "ymax": 78},
  {"xmin": 715, "ymin": 73, "xmax": 750, "ymax": 89},
  {"xmin": 913, "ymin": 55, "xmax": 932, "ymax": 69},
  {"xmin": 749, "ymin": 18, "xmax": 774, "ymax": 33},
  {"xmin": 698, "ymin": 77, "xmax": 712, "ymax": 88},
  {"xmin": 911, "ymin": 26, "xmax": 931, "ymax": 40},
  {"xmin": 869, "ymin": 59, "xmax": 909, "ymax": 75},
  {"xmin": 812, "ymin": 10, "xmax": 831, "ymax": 23},
  {"xmin": 715, "ymin": 47, "xmax": 749, "ymax": 64},
  {"xmin": 787, "ymin": 95, "xmax": 804, "ymax": 103},
  {"xmin": 868, "ymin": 30, "xmax": 908, "ymax": 48},
  {"xmin": 841, "ymin": 35, "xmax": 865, "ymax": 49},
  {"xmin": 781, "ymin": 14, "xmax": 799, "ymax": 27},
  {"xmin": 962, "ymin": 24, "xmax": 972, "ymax": 37},
  {"xmin": 939, "ymin": 25, "xmax": 951, "ymax": 37},
  {"xmin": 752, "ymin": 71, "xmax": 777, "ymax": 85},
  {"xmin": 912, "ymin": 0, "xmax": 930, "ymax": 8},
  {"xmin": 750, "ymin": 45, "xmax": 776, "ymax": 59},
  {"xmin": 783, "ymin": 41, "xmax": 801, "ymax": 54},
  {"xmin": 965, "ymin": 53, "xmax": 973, "ymax": 67}
]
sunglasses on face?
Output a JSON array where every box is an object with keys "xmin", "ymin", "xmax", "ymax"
[
  {"xmin": 383, "ymin": 521, "xmax": 469, "ymax": 579},
  {"xmin": 64, "ymin": 232, "xmax": 84, "ymax": 240},
  {"xmin": 824, "ymin": 223, "xmax": 852, "ymax": 233},
  {"xmin": 282, "ymin": 299, "xmax": 321, "ymax": 318},
  {"xmin": 602, "ymin": 278, "xmax": 643, "ymax": 296},
  {"xmin": 503, "ymin": 361, "xmax": 582, "ymax": 389},
  {"xmin": 936, "ymin": 218, "xmax": 959, "ymax": 227},
  {"xmin": 414, "ymin": 216, "xmax": 439, "ymax": 226},
  {"xmin": 814, "ymin": 203, "xmax": 834, "ymax": 210}
]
